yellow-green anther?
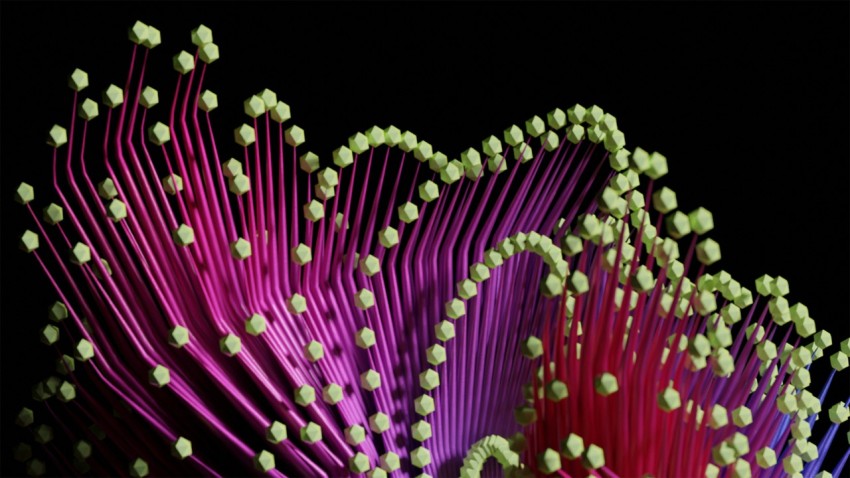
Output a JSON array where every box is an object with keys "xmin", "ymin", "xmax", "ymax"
[
  {"xmin": 411, "ymin": 420, "xmax": 432, "ymax": 442},
  {"xmin": 284, "ymin": 125, "xmax": 305, "ymax": 147},
  {"xmin": 300, "ymin": 422, "xmax": 322, "ymax": 445},
  {"xmin": 198, "ymin": 90, "xmax": 218, "ymax": 112},
  {"xmin": 270, "ymin": 101, "xmax": 291, "ymax": 123},
  {"xmin": 298, "ymin": 152, "xmax": 320, "ymax": 173},
  {"xmin": 77, "ymin": 97, "xmax": 100, "ymax": 120},
  {"xmin": 411, "ymin": 140, "xmax": 433, "ymax": 162},
  {"xmin": 426, "ymin": 344, "xmax": 446, "ymax": 366},
  {"xmin": 230, "ymin": 238, "xmax": 252, "ymax": 260},
  {"xmin": 102, "ymin": 84, "xmax": 124, "ymax": 109},
  {"xmin": 813, "ymin": 330, "xmax": 832, "ymax": 349},
  {"xmin": 504, "ymin": 125, "xmax": 524, "ymax": 146},
  {"xmin": 419, "ymin": 369, "xmax": 440, "ymax": 391},
  {"xmin": 481, "ymin": 135, "xmax": 502, "ymax": 157},
  {"xmin": 712, "ymin": 348, "xmax": 735, "ymax": 376},
  {"xmin": 68, "ymin": 68, "xmax": 89, "ymax": 92},
  {"xmin": 771, "ymin": 275, "xmax": 789, "ymax": 297},
  {"xmin": 776, "ymin": 394, "xmax": 798, "ymax": 415},
  {"xmin": 355, "ymin": 327, "xmax": 376, "ymax": 349},
  {"xmin": 658, "ymin": 386, "xmax": 681, "ymax": 412},
  {"xmin": 172, "ymin": 51, "xmax": 195, "ymax": 74},
  {"xmin": 645, "ymin": 151, "xmax": 668, "ymax": 179},
  {"xmin": 363, "ymin": 125, "xmax": 385, "ymax": 147},
  {"xmin": 828, "ymin": 401, "xmax": 849, "ymax": 423},
  {"xmin": 369, "ymin": 412, "xmax": 390, "ymax": 434},
  {"xmin": 445, "ymin": 298, "xmax": 466, "ymax": 318},
  {"xmin": 410, "ymin": 447, "xmax": 431, "ymax": 469},
  {"xmin": 707, "ymin": 404, "xmax": 728, "ymax": 429},
  {"xmin": 754, "ymin": 447, "xmax": 776, "ymax": 468},
  {"xmin": 729, "ymin": 459, "xmax": 751, "ymax": 478},
  {"xmin": 566, "ymin": 124, "xmax": 585, "ymax": 144},
  {"xmin": 440, "ymin": 161, "xmax": 462, "ymax": 184},
  {"xmin": 688, "ymin": 207, "xmax": 714, "ymax": 235},
  {"xmin": 383, "ymin": 125, "xmax": 401, "ymax": 146},
  {"xmin": 418, "ymin": 180, "xmax": 439, "ymax": 203},
  {"xmin": 435, "ymin": 320, "xmax": 455, "ymax": 342},
  {"xmin": 148, "ymin": 364, "xmax": 170, "ymax": 387},
  {"xmin": 302, "ymin": 340, "xmax": 324, "ymax": 363},
  {"xmin": 428, "ymin": 152, "xmax": 448, "ymax": 172},
  {"xmin": 522, "ymin": 336, "xmax": 543, "ymax": 359},
  {"xmin": 244, "ymin": 313, "xmax": 267, "ymax": 336},
  {"xmin": 665, "ymin": 211, "xmax": 691, "ymax": 239},
  {"xmin": 344, "ymin": 424, "xmax": 366, "ymax": 445},
  {"xmin": 783, "ymin": 454, "xmax": 803, "ymax": 474},
  {"xmin": 129, "ymin": 457, "xmax": 149, "ymax": 477},
  {"xmin": 594, "ymin": 373, "xmax": 618, "ymax": 396},
  {"xmin": 582, "ymin": 444, "xmax": 605, "ymax": 470},
  {"xmin": 541, "ymin": 130, "xmax": 560, "ymax": 152},
  {"xmin": 398, "ymin": 201, "xmax": 419, "ymax": 224},
  {"xmin": 754, "ymin": 274, "xmax": 774, "ymax": 296},
  {"xmin": 257, "ymin": 89, "xmax": 277, "ymax": 110},
  {"xmin": 219, "ymin": 333, "xmax": 241, "ymax": 357},
  {"xmin": 379, "ymin": 226, "xmax": 399, "ymax": 248},
  {"xmin": 756, "ymin": 340, "xmax": 777, "ymax": 361},
  {"xmin": 171, "ymin": 436, "xmax": 193, "ymax": 459},
  {"xmin": 469, "ymin": 262, "xmax": 490, "ymax": 283},
  {"xmin": 652, "ymin": 187, "xmax": 677, "ymax": 214},
  {"xmin": 168, "ymin": 325, "xmax": 190, "ymax": 348},
  {"xmin": 322, "ymin": 383, "xmax": 343, "ymax": 405},
  {"xmin": 721, "ymin": 304, "xmax": 742, "ymax": 325},
  {"xmin": 347, "ymin": 132, "xmax": 369, "ymax": 154},
  {"xmin": 234, "ymin": 124, "xmax": 256, "ymax": 147},
  {"xmin": 244, "ymin": 95, "xmax": 265, "ymax": 118},
  {"xmin": 795, "ymin": 317, "xmax": 816, "ymax": 338},
  {"xmin": 841, "ymin": 338, "xmax": 850, "ymax": 355},
  {"xmin": 354, "ymin": 289, "xmax": 375, "ymax": 310},
  {"xmin": 630, "ymin": 266, "xmax": 655, "ymax": 293},
  {"xmin": 712, "ymin": 442, "xmax": 736, "ymax": 466},
  {"xmin": 415, "ymin": 394, "xmax": 435, "ymax": 416},
  {"xmin": 303, "ymin": 200, "xmax": 324, "ymax": 222},
  {"xmin": 525, "ymin": 115, "xmax": 546, "ymax": 137},
  {"xmin": 45, "ymin": 124, "xmax": 68, "ymax": 149},
  {"xmin": 395, "ymin": 131, "xmax": 417, "ymax": 152},
  {"xmin": 544, "ymin": 379, "xmax": 568, "ymax": 402},
  {"xmin": 514, "ymin": 405, "xmax": 537, "ymax": 426},
  {"xmin": 286, "ymin": 293, "xmax": 307, "ymax": 314},
  {"xmin": 603, "ymin": 130, "xmax": 625, "ymax": 153},
  {"xmin": 291, "ymin": 243, "xmax": 312, "ymax": 265},
  {"xmin": 688, "ymin": 334, "xmax": 711, "ymax": 358},
  {"xmin": 587, "ymin": 124, "xmax": 605, "ymax": 144},
  {"xmin": 627, "ymin": 147, "xmax": 649, "ymax": 173},
  {"xmin": 359, "ymin": 254, "xmax": 380, "ymax": 277},
  {"xmin": 537, "ymin": 448, "xmax": 561, "ymax": 474},
  {"xmin": 696, "ymin": 291, "xmax": 717, "ymax": 316},
  {"xmin": 294, "ymin": 384, "xmax": 316, "ymax": 407},
  {"xmin": 379, "ymin": 452, "xmax": 400, "ymax": 473},
  {"xmin": 791, "ymin": 419, "xmax": 811, "ymax": 440},
  {"xmin": 831, "ymin": 351, "xmax": 848, "ymax": 371},
  {"xmin": 726, "ymin": 432, "xmax": 749, "ymax": 456}
]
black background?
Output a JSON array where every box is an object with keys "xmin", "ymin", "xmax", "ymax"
[{"xmin": 1, "ymin": 1, "xmax": 848, "ymax": 476}]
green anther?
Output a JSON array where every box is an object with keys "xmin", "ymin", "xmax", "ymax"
[
  {"xmin": 251, "ymin": 450, "xmax": 275, "ymax": 473},
  {"xmin": 299, "ymin": 340, "xmax": 324, "ymax": 363},
  {"xmin": 560, "ymin": 234, "xmax": 583, "ymax": 257},
  {"xmin": 381, "ymin": 125, "xmax": 401, "ymax": 146},
  {"xmin": 317, "ymin": 168, "xmax": 339, "ymax": 189},
  {"xmin": 560, "ymin": 433, "xmax": 584, "ymax": 460},
  {"xmin": 263, "ymin": 420, "xmax": 289, "ymax": 445},
  {"xmin": 814, "ymin": 330, "xmax": 832, "ymax": 349},
  {"xmin": 537, "ymin": 448, "xmax": 561, "ymax": 474},
  {"xmin": 296, "ymin": 152, "xmax": 320, "ymax": 173},
  {"xmin": 545, "ymin": 108, "xmax": 567, "ymax": 130},
  {"xmin": 795, "ymin": 317, "xmax": 816, "ymax": 338},
  {"xmin": 566, "ymin": 124, "xmax": 585, "ymax": 144},
  {"xmin": 359, "ymin": 254, "xmax": 381, "ymax": 277},
  {"xmin": 503, "ymin": 125, "xmax": 524, "ymax": 146},
  {"xmin": 415, "ymin": 394, "xmax": 435, "ymax": 416},
  {"xmin": 418, "ymin": 180, "xmax": 440, "ymax": 203},
  {"xmin": 688, "ymin": 334, "xmax": 711, "ymax": 358},
  {"xmin": 658, "ymin": 386, "xmax": 681, "ymax": 412},
  {"xmin": 171, "ymin": 224, "xmax": 195, "ymax": 247},
  {"xmin": 791, "ymin": 419, "xmax": 812, "ymax": 440},
  {"xmin": 540, "ymin": 273, "xmax": 564, "ymax": 298},
  {"xmin": 56, "ymin": 354, "xmax": 75, "ymax": 375},
  {"xmin": 440, "ymin": 161, "xmax": 462, "ymax": 184},
  {"xmin": 828, "ymin": 401, "xmax": 849, "ymax": 423},
  {"xmin": 665, "ymin": 211, "xmax": 691, "ymax": 239},
  {"xmin": 411, "ymin": 420, "xmax": 432, "ymax": 442},
  {"xmin": 483, "ymin": 249, "xmax": 503, "ymax": 269},
  {"xmin": 168, "ymin": 325, "xmax": 190, "ymax": 348},
  {"xmin": 720, "ymin": 304, "xmax": 742, "ymax": 325},
  {"xmin": 426, "ymin": 343, "xmax": 447, "ymax": 366},
  {"xmin": 219, "ymin": 333, "xmax": 241, "ymax": 357},
  {"xmin": 244, "ymin": 95, "xmax": 265, "ymax": 118},
  {"xmin": 419, "ymin": 369, "xmax": 440, "ymax": 390},
  {"xmin": 566, "ymin": 104, "xmax": 586, "ymax": 124},
  {"xmin": 358, "ymin": 369, "xmax": 381, "ymax": 392},
  {"xmin": 582, "ymin": 105, "xmax": 602, "ymax": 125},
  {"xmin": 170, "ymin": 436, "xmax": 193, "ymax": 460},
  {"xmin": 730, "ymin": 406, "xmax": 752, "ymax": 427},
  {"xmin": 379, "ymin": 452, "xmax": 400, "ymax": 472},
  {"xmin": 15, "ymin": 182, "xmax": 36, "ymax": 206},
  {"xmin": 603, "ymin": 130, "xmax": 626, "ymax": 153},
  {"xmin": 790, "ymin": 302, "xmax": 810, "ymax": 323},
  {"xmin": 410, "ymin": 447, "xmax": 432, "ymax": 468},
  {"xmin": 68, "ymin": 68, "xmax": 89, "ymax": 92},
  {"xmin": 245, "ymin": 313, "xmax": 267, "ymax": 336},
  {"xmin": 200, "ymin": 43, "xmax": 221, "ymax": 64},
  {"xmin": 428, "ymin": 152, "xmax": 448, "ymax": 172},
  {"xmin": 696, "ymin": 291, "xmax": 717, "ymax": 316},
  {"xmin": 16, "ymin": 407, "xmax": 34, "ymax": 428},
  {"xmin": 379, "ymin": 226, "xmax": 399, "ymax": 248},
  {"xmin": 398, "ymin": 201, "xmax": 420, "ymax": 224},
  {"xmin": 626, "ymin": 148, "xmax": 649, "ymax": 174},
  {"xmin": 841, "ymin": 338, "xmax": 850, "ymax": 355},
  {"xmin": 172, "ymin": 51, "xmax": 195, "ymax": 74},
  {"xmin": 586, "ymin": 124, "xmax": 605, "ymax": 144},
  {"xmin": 354, "ymin": 289, "xmax": 375, "ymax": 310},
  {"xmin": 582, "ymin": 444, "xmax": 605, "ymax": 470},
  {"xmin": 754, "ymin": 447, "xmax": 776, "ymax": 468},
  {"xmin": 445, "ymin": 297, "xmax": 466, "ymax": 318},
  {"xmin": 631, "ymin": 266, "xmax": 655, "ymax": 293},
  {"xmin": 281, "ymin": 125, "xmax": 304, "ymax": 147},
  {"xmin": 75, "ymin": 338, "xmax": 95, "ymax": 361},
  {"xmin": 771, "ymin": 275, "xmax": 790, "ymax": 297},
  {"xmin": 776, "ymin": 394, "xmax": 798, "ymax": 415},
  {"xmin": 599, "ymin": 113, "xmax": 618, "ymax": 132},
  {"xmin": 291, "ymin": 243, "xmax": 312, "ymax": 265},
  {"xmin": 77, "ymin": 97, "xmax": 100, "ymax": 120},
  {"xmin": 707, "ymin": 404, "xmax": 728, "ymax": 429},
  {"xmin": 545, "ymin": 380, "xmax": 568, "ymax": 402},
  {"xmin": 344, "ymin": 424, "xmax": 366, "ymax": 446},
  {"xmin": 469, "ymin": 262, "xmax": 490, "ymax": 283},
  {"xmin": 524, "ymin": 115, "xmax": 546, "ymax": 137},
  {"xmin": 298, "ymin": 422, "xmax": 322, "ymax": 444},
  {"xmin": 594, "ymin": 373, "xmax": 618, "ymax": 396},
  {"xmin": 266, "ymin": 101, "xmax": 290, "ymax": 124},
  {"xmin": 162, "ymin": 174, "xmax": 183, "ymax": 196},
  {"xmin": 303, "ymin": 200, "xmax": 324, "ymax": 222},
  {"xmin": 322, "ymin": 383, "xmax": 344, "ymax": 405},
  {"xmin": 652, "ymin": 187, "xmax": 678, "ymax": 214},
  {"xmin": 481, "ymin": 135, "xmax": 502, "ymax": 157},
  {"xmin": 129, "ymin": 457, "xmax": 149, "ymax": 477},
  {"xmin": 128, "ymin": 20, "xmax": 149, "ymax": 44},
  {"xmin": 234, "ymin": 124, "xmax": 256, "ymax": 147},
  {"xmin": 461, "ymin": 148, "xmax": 483, "ymax": 179},
  {"xmin": 398, "ymin": 131, "xmax": 419, "ymax": 151},
  {"xmin": 646, "ymin": 151, "xmax": 668, "ymax": 179},
  {"xmin": 105, "ymin": 199, "xmax": 128, "ymax": 222},
  {"xmin": 45, "ymin": 124, "xmax": 68, "ymax": 148},
  {"xmin": 369, "ymin": 412, "xmax": 390, "ymax": 434},
  {"xmin": 294, "ymin": 384, "xmax": 316, "ymax": 407},
  {"xmin": 286, "ymin": 292, "xmax": 307, "ymax": 315},
  {"xmin": 514, "ymin": 405, "xmax": 537, "ymax": 426},
  {"xmin": 148, "ymin": 364, "xmax": 170, "ymax": 387},
  {"xmin": 220, "ymin": 159, "xmax": 241, "ymax": 179},
  {"xmin": 727, "ymin": 432, "xmax": 749, "ymax": 456},
  {"xmin": 522, "ymin": 336, "xmax": 544, "ymax": 359},
  {"xmin": 39, "ymin": 324, "xmax": 59, "ymax": 345},
  {"xmin": 756, "ymin": 340, "xmax": 777, "ymax": 361},
  {"xmin": 355, "ymin": 327, "xmax": 376, "ymax": 348},
  {"xmin": 753, "ymin": 274, "xmax": 775, "ymax": 297},
  {"xmin": 688, "ymin": 207, "xmax": 714, "ymax": 235},
  {"xmin": 435, "ymin": 320, "xmax": 455, "ymax": 341},
  {"xmin": 783, "ymin": 454, "xmax": 803, "ymax": 475},
  {"xmin": 230, "ymin": 238, "xmax": 252, "ymax": 260},
  {"xmin": 831, "ymin": 351, "xmax": 848, "ymax": 371},
  {"xmin": 567, "ymin": 270, "xmax": 589, "ymax": 295},
  {"xmin": 198, "ymin": 90, "xmax": 218, "ymax": 112},
  {"xmin": 102, "ymin": 84, "xmax": 124, "ymax": 109}
]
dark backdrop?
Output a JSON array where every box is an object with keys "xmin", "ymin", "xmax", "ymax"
[{"xmin": 2, "ymin": 1, "xmax": 848, "ymax": 475}]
